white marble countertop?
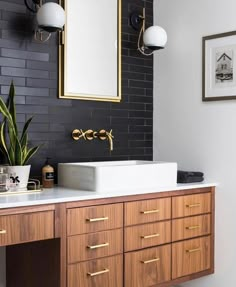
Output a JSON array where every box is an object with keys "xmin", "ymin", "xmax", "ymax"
[{"xmin": 0, "ymin": 182, "xmax": 217, "ymax": 209}]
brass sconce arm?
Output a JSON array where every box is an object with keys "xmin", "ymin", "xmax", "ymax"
[
  {"xmin": 72, "ymin": 129, "xmax": 114, "ymax": 151},
  {"xmin": 130, "ymin": 8, "xmax": 167, "ymax": 56}
]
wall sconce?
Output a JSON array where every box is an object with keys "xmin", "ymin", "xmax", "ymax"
[
  {"xmin": 130, "ymin": 8, "xmax": 167, "ymax": 56},
  {"xmin": 24, "ymin": 0, "xmax": 65, "ymax": 42}
]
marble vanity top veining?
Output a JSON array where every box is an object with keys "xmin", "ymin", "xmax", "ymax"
[{"xmin": 0, "ymin": 182, "xmax": 217, "ymax": 209}]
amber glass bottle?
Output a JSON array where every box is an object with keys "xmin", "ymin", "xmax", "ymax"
[{"xmin": 42, "ymin": 158, "xmax": 54, "ymax": 188}]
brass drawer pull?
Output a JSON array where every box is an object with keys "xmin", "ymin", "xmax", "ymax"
[
  {"xmin": 0, "ymin": 230, "xmax": 6, "ymax": 234},
  {"xmin": 86, "ymin": 216, "xmax": 109, "ymax": 222},
  {"xmin": 141, "ymin": 257, "xmax": 160, "ymax": 264},
  {"xmin": 186, "ymin": 225, "xmax": 200, "ymax": 230},
  {"xmin": 186, "ymin": 247, "xmax": 201, "ymax": 253},
  {"xmin": 87, "ymin": 242, "xmax": 109, "ymax": 249},
  {"xmin": 87, "ymin": 268, "xmax": 109, "ymax": 277},
  {"xmin": 141, "ymin": 209, "xmax": 160, "ymax": 214},
  {"xmin": 186, "ymin": 203, "xmax": 200, "ymax": 208},
  {"xmin": 141, "ymin": 233, "xmax": 160, "ymax": 239}
]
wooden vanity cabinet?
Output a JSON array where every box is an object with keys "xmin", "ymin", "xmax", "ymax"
[
  {"xmin": 3, "ymin": 186, "xmax": 214, "ymax": 287},
  {"xmin": 65, "ymin": 187, "xmax": 215, "ymax": 287}
]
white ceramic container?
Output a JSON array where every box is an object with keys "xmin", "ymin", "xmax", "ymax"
[
  {"xmin": 58, "ymin": 161, "xmax": 177, "ymax": 192},
  {"xmin": 6, "ymin": 165, "xmax": 31, "ymax": 191}
]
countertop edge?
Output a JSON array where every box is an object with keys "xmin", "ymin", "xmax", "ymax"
[{"xmin": 0, "ymin": 182, "xmax": 218, "ymax": 209}]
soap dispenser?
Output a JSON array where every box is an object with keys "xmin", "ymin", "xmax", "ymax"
[{"xmin": 42, "ymin": 158, "xmax": 54, "ymax": 188}]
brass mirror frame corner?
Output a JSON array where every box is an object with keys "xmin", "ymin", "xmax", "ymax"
[{"xmin": 58, "ymin": 0, "xmax": 122, "ymax": 102}]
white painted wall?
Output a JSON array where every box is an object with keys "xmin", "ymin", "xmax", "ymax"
[{"xmin": 154, "ymin": 0, "xmax": 236, "ymax": 286}]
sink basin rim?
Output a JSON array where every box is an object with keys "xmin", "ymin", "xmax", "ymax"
[{"xmin": 59, "ymin": 160, "xmax": 174, "ymax": 168}]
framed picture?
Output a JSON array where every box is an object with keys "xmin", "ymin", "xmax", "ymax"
[{"xmin": 203, "ymin": 31, "xmax": 236, "ymax": 101}]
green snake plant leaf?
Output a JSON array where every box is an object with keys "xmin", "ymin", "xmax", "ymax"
[
  {"xmin": 21, "ymin": 133, "xmax": 28, "ymax": 154},
  {"xmin": 15, "ymin": 137, "xmax": 22, "ymax": 165},
  {"xmin": 7, "ymin": 82, "xmax": 18, "ymax": 135},
  {"xmin": 23, "ymin": 145, "xmax": 41, "ymax": 165},
  {"xmin": 21, "ymin": 135, "xmax": 28, "ymax": 164},
  {"xmin": 0, "ymin": 122, "xmax": 12, "ymax": 165},
  {"xmin": 0, "ymin": 97, "xmax": 12, "ymax": 121},
  {"xmin": 20, "ymin": 117, "xmax": 33, "ymax": 144},
  {"xmin": 8, "ymin": 125, "xmax": 16, "ymax": 159},
  {"xmin": 0, "ymin": 83, "xmax": 40, "ymax": 165},
  {"xmin": 0, "ymin": 97, "xmax": 15, "ymax": 132},
  {"xmin": 9, "ymin": 144, "xmax": 15, "ymax": 165}
]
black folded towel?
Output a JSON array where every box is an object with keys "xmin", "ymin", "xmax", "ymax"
[{"xmin": 177, "ymin": 170, "xmax": 204, "ymax": 183}]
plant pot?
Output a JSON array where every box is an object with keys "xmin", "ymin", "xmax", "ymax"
[{"xmin": 6, "ymin": 165, "xmax": 31, "ymax": 191}]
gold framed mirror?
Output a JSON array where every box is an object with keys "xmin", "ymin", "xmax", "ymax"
[{"xmin": 59, "ymin": 0, "xmax": 121, "ymax": 102}]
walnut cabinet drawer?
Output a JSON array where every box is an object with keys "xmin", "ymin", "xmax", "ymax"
[
  {"xmin": 172, "ymin": 214, "xmax": 211, "ymax": 241},
  {"xmin": 68, "ymin": 255, "xmax": 123, "ymax": 287},
  {"xmin": 172, "ymin": 192, "xmax": 211, "ymax": 218},
  {"xmin": 124, "ymin": 198, "xmax": 171, "ymax": 226},
  {"xmin": 125, "ymin": 244, "xmax": 171, "ymax": 287},
  {"xmin": 172, "ymin": 236, "xmax": 211, "ymax": 279},
  {"xmin": 67, "ymin": 203, "xmax": 123, "ymax": 235},
  {"xmin": 0, "ymin": 211, "xmax": 54, "ymax": 246},
  {"xmin": 67, "ymin": 229, "xmax": 123, "ymax": 263},
  {"xmin": 125, "ymin": 221, "xmax": 171, "ymax": 252}
]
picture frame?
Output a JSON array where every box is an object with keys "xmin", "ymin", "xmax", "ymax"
[{"xmin": 202, "ymin": 31, "xmax": 236, "ymax": 101}]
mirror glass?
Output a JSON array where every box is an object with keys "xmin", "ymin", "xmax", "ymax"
[{"xmin": 59, "ymin": 0, "xmax": 121, "ymax": 102}]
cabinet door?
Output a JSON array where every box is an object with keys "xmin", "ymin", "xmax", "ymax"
[
  {"xmin": 172, "ymin": 236, "xmax": 211, "ymax": 279},
  {"xmin": 0, "ymin": 211, "xmax": 54, "ymax": 246},
  {"xmin": 172, "ymin": 193, "xmax": 211, "ymax": 218},
  {"xmin": 67, "ymin": 203, "xmax": 123, "ymax": 235},
  {"xmin": 172, "ymin": 214, "xmax": 211, "ymax": 241},
  {"xmin": 67, "ymin": 229, "xmax": 123, "ymax": 263},
  {"xmin": 125, "ymin": 221, "xmax": 171, "ymax": 252},
  {"xmin": 125, "ymin": 198, "xmax": 171, "ymax": 226},
  {"xmin": 125, "ymin": 245, "xmax": 171, "ymax": 287},
  {"xmin": 68, "ymin": 255, "xmax": 123, "ymax": 287}
]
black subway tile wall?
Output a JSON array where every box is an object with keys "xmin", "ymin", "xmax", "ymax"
[{"xmin": 0, "ymin": 0, "xmax": 153, "ymax": 178}]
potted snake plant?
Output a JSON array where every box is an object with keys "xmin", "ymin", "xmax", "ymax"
[{"xmin": 0, "ymin": 82, "xmax": 40, "ymax": 191}]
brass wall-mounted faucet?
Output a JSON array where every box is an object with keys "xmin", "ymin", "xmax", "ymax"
[{"xmin": 72, "ymin": 129, "xmax": 114, "ymax": 151}]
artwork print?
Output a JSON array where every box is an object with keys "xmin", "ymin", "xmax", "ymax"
[
  {"xmin": 203, "ymin": 31, "xmax": 236, "ymax": 101},
  {"xmin": 215, "ymin": 49, "xmax": 233, "ymax": 84}
]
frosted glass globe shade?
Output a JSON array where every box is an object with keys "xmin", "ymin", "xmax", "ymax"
[
  {"xmin": 143, "ymin": 26, "xmax": 167, "ymax": 50},
  {"xmin": 37, "ymin": 2, "xmax": 65, "ymax": 32}
]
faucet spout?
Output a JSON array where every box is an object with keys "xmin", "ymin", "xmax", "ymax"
[{"xmin": 106, "ymin": 130, "xmax": 114, "ymax": 151}]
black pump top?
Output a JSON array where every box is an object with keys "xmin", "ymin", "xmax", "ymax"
[{"xmin": 45, "ymin": 157, "xmax": 51, "ymax": 165}]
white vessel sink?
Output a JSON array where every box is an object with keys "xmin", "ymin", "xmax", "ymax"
[{"xmin": 58, "ymin": 160, "xmax": 177, "ymax": 192}]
